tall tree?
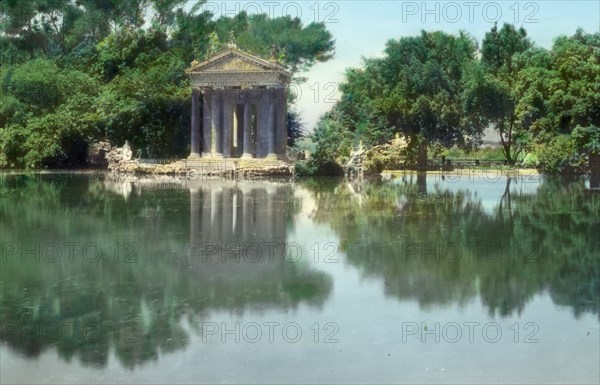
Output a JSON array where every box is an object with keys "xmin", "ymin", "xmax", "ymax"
[
  {"xmin": 530, "ymin": 29, "xmax": 600, "ymax": 173},
  {"xmin": 477, "ymin": 23, "xmax": 533, "ymax": 164},
  {"xmin": 332, "ymin": 30, "xmax": 478, "ymax": 168},
  {"xmin": 211, "ymin": 12, "xmax": 335, "ymax": 79},
  {"xmin": 287, "ymin": 108, "xmax": 305, "ymax": 147}
]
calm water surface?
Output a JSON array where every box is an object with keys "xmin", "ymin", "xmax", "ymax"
[{"xmin": 1, "ymin": 172, "xmax": 598, "ymax": 384}]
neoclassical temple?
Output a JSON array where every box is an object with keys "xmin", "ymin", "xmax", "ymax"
[{"xmin": 185, "ymin": 43, "xmax": 291, "ymax": 160}]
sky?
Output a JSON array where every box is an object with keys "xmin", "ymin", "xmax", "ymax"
[{"xmin": 198, "ymin": 0, "xmax": 600, "ymax": 132}]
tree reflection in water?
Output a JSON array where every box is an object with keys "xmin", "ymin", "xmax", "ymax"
[
  {"xmin": 1, "ymin": 172, "xmax": 598, "ymax": 370},
  {"xmin": 0, "ymin": 174, "xmax": 332, "ymax": 369},
  {"xmin": 302, "ymin": 173, "xmax": 599, "ymax": 320}
]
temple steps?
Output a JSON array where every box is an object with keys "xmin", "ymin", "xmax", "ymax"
[{"xmin": 185, "ymin": 157, "xmax": 293, "ymax": 177}]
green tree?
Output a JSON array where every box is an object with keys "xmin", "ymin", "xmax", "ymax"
[
  {"xmin": 0, "ymin": 59, "xmax": 100, "ymax": 167},
  {"xmin": 526, "ymin": 29, "xmax": 600, "ymax": 172},
  {"xmin": 148, "ymin": 0, "xmax": 189, "ymax": 29},
  {"xmin": 287, "ymin": 108, "xmax": 305, "ymax": 147},
  {"xmin": 212, "ymin": 12, "xmax": 335, "ymax": 78},
  {"xmin": 477, "ymin": 23, "xmax": 533, "ymax": 164},
  {"xmin": 1, "ymin": 3, "xmax": 336, "ymax": 169},
  {"xmin": 327, "ymin": 30, "xmax": 478, "ymax": 170}
]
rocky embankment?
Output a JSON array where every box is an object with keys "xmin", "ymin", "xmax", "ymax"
[
  {"xmin": 105, "ymin": 142, "xmax": 187, "ymax": 175},
  {"xmin": 105, "ymin": 142, "xmax": 294, "ymax": 178}
]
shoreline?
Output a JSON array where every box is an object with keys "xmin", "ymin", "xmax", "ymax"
[
  {"xmin": 381, "ymin": 168, "xmax": 541, "ymax": 177},
  {"xmin": 0, "ymin": 167, "xmax": 582, "ymax": 178},
  {"xmin": 0, "ymin": 167, "xmax": 583, "ymax": 176}
]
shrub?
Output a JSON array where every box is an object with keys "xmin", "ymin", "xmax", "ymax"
[
  {"xmin": 295, "ymin": 158, "xmax": 344, "ymax": 177},
  {"xmin": 0, "ymin": 95, "xmax": 28, "ymax": 127},
  {"xmin": 295, "ymin": 159, "xmax": 318, "ymax": 177},
  {"xmin": 7, "ymin": 59, "xmax": 67, "ymax": 111},
  {"xmin": 534, "ymin": 135, "xmax": 576, "ymax": 174},
  {"xmin": 0, "ymin": 125, "xmax": 27, "ymax": 168}
]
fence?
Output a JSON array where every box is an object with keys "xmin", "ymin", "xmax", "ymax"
[
  {"xmin": 431, "ymin": 159, "xmax": 510, "ymax": 169},
  {"xmin": 386, "ymin": 159, "xmax": 512, "ymax": 172},
  {"xmin": 137, "ymin": 158, "xmax": 181, "ymax": 165}
]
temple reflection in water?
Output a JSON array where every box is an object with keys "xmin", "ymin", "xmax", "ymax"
[
  {"xmin": 0, "ymin": 175, "xmax": 332, "ymax": 369},
  {"xmin": 188, "ymin": 180, "xmax": 288, "ymax": 264},
  {"xmin": 184, "ymin": 179, "xmax": 321, "ymax": 312}
]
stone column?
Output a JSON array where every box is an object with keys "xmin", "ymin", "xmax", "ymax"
[
  {"xmin": 209, "ymin": 93, "xmax": 216, "ymax": 154},
  {"xmin": 213, "ymin": 91, "xmax": 223, "ymax": 158},
  {"xmin": 266, "ymin": 97, "xmax": 277, "ymax": 159},
  {"xmin": 236, "ymin": 105, "xmax": 244, "ymax": 156},
  {"xmin": 189, "ymin": 88, "xmax": 201, "ymax": 158},
  {"xmin": 256, "ymin": 97, "xmax": 267, "ymax": 158},
  {"xmin": 277, "ymin": 88, "xmax": 287, "ymax": 158},
  {"xmin": 202, "ymin": 91, "xmax": 212, "ymax": 155},
  {"xmin": 241, "ymin": 101, "xmax": 253, "ymax": 159},
  {"xmin": 223, "ymin": 92, "xmax": 232, "ymax": 158}
]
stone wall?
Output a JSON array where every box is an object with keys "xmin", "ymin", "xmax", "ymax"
[{"xmin": 106, "ymin": 142, "xmax": 187, "ymax": 175}]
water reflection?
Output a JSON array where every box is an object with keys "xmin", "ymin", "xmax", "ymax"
[
  {"xmin": 1, "ymin": 172, "xmax": 598, "ymax": 377},
  {"xmin": 0, "ymin": 174, "xmax": 332, "ymax": 369},
  {"xmin": 302, "ymin": 174, "xmax": 599, "ymax": 320}
]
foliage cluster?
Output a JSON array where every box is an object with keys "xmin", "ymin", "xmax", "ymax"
[
  {"xmin": 0, "ymin": 1, "xmax": 334, "ymax": 168},
  {"xmin": 307, "ymin": 24, "xmax": 599, "ymax": 174}
]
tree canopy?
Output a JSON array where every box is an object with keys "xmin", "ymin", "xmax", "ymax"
[
  {"xmin": 0, "ymin": 0, "xmax": 334, "ymax": 168},
  {"xmin": 305, "ymin": 24, "xmax": 599, "ymax": 174}
]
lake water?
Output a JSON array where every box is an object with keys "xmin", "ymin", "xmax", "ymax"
[{"xmin": 1, "ymin": 171, "xmax": 598, "ymax": 384}]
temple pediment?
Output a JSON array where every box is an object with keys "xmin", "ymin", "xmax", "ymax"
[
  {"xmin": 186, "ymin": 46, "xmax": 288, "ymax": 75},
  {"xmin": 208, "ymin": 56, "xmax": 267, "ymax": 71},
  {"xmin": 186, "ymin": 46, "xmax": 291, "ymax": 88}
]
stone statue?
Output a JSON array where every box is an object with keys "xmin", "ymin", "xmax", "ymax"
[
  {"xmin": 269, "ymin": 43, "xmax": 280, "ymax": 61},
  {"xmin": 122, "ymin": 141, "xmax": 133, "ymax": 161},
  {"xmin": 228, "ymin": 30, "xmax": 237, "ymax": 48}
]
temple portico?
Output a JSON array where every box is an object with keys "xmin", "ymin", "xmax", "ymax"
[{"xmin": 186, "ymin": 43, "xmax": 291, "ymax": 161}]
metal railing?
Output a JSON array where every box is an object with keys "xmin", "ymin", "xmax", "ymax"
[
  {"xmin": 137, "ymin": 158, "xmax": 182, "ymax": 165},
  {"xmin": 384, "ymin": 159, "xmax": 512, "ymax": 171},
  {"xmin": 430, "ymin": 159, "xmax": 510, "ymax": 168}
]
